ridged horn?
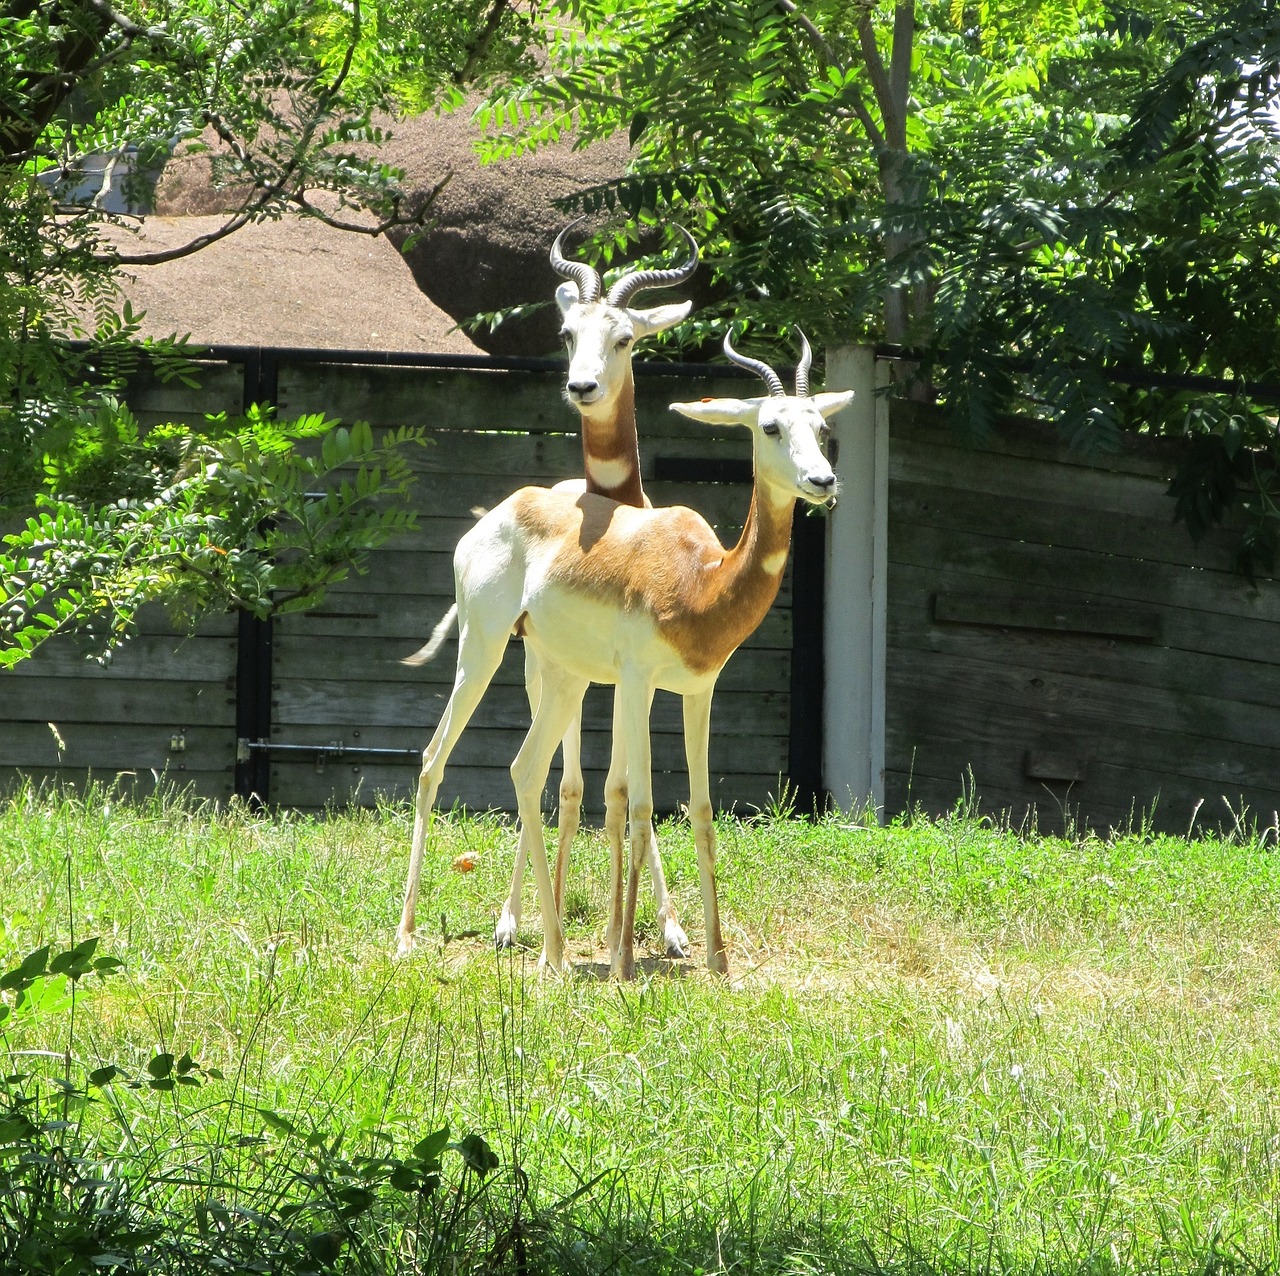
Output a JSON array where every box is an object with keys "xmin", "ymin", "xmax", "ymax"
[
  {"xmin": 723, "ymin": 330, "xmax": 785, "ymax": 398},
  {"xmin": 549, "ymin": 218, "xmax": 602, "ymax": 304},
  {"xmin": 605, "ymin": 225, "xmax": 699, "ymax": 307},
  {"xmin": 794, "ymin": 328, "xmax": 812, "ymax": 398}
]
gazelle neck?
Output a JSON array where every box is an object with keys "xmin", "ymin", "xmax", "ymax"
[
  {"xmin": 672, "ymin": 481, "xmax": 797, "ymax": 675},
  {"xmin": 580, "ymin": 370, "xmax": 646, "ymax": 509}
]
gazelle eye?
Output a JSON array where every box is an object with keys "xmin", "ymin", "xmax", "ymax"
[
  {"xmin": 559, "ymin": 329, "xmax": 573, "ymax": 347},
  {"xmin": 616, "ymin": 335, "xmax": 632, "ymax": 350},
  {"xmin": 761, "ymin": 421, "xmax": 781, "ymax": 437}
]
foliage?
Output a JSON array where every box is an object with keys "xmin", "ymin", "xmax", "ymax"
[
  {"xmin": 0, "ymin": 931, "xmax": 514, "ymax": 1274},
  {"xmin": 0, "ymin": 0, "xmax": 535, "ymax": 664},
  {"xmin": 1, "ymin": 407, "xmax": 424, "ymax": 665},
  {"xmin": 486, "ymin": 0, "xmax": 1280, "ymax": 572}
]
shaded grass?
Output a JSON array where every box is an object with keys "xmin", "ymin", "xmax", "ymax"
[{"xmin": 4, "ymin": 781, "xmax": 1280, "ymax": 1273}]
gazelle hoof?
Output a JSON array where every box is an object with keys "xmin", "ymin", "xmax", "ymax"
[
  {"xmin": 494, "ymin": 908, "xmax": 518, "ymax": 951},
  {"xmin": 663, "ymin": 920, "xmax": 691, "ymax": 959}
]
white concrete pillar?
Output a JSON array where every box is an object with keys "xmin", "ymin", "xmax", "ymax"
[{"xmin": 823, "ymin": 346, "xmax": 888, "ymax": 817}]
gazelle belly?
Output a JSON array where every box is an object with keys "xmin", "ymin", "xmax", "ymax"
[{"xmin": 520, "ymin": 582, "xmax": 718, "ymax": 697}]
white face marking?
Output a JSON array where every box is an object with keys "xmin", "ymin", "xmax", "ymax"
[{"xmin": 584, "ymin": 454, "xmax": 635, "ymax": 492}]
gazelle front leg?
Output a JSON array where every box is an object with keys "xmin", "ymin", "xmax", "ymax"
[
  {"xmin": 682, "ymin": 686, "xmax": 727, "ymax": 975},
  {"xmin": 509, "ymin": 663, "xmax": 589, "ymax": 973},
  {"xmin": 615, "ymin": 677, "xmax": 656, "ymax": 980},
  {"xmin": 602, "ymin": 687, "xmax": 688, "ymax": 963}
]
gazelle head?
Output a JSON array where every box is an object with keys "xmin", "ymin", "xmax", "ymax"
[
  {"xmin": 669, "ymin": 330, "xmax": 850, "ymax": 506},
  {"xmin": 551, "ymin": 222, "xmax": 699, "ymax": 417}
]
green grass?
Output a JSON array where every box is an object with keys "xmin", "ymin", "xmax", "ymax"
[{"xmin": 4, "ymin": 780, "xmax": 1280, "ymax": 1274}]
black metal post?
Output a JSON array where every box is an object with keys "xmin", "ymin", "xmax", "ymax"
[{"xmin": 233, "ymin": 349, "xmax": 278, "ymax": 804}]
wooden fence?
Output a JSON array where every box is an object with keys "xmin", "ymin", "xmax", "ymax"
[
  {"xmin": 7, "ymin": 346, "xmax": 1279, "ymax": 834},
  {"xmin": 1, "ymin": 350, "xmax": 816, "ymax": 815},
  {"xmin": 884, "ymin": 400, "xmax": 1280, "ymax": 835}
]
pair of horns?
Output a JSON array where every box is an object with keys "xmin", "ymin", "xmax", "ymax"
[
  {"xmin": 550, "ymin": 219, "xmax": 699, "ymax": 307},
  {"xmin": 724, "ymin": 329, "xmax": 812, "ymax": 398}
]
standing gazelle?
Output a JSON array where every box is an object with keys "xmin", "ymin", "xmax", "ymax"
[
  {"xmin": 398, "ymin": 331, "xmax": 852, "ymax": 977},
  {"xmin": 410, "ymin": 223, "xmax": 699, "ymax": 961}
]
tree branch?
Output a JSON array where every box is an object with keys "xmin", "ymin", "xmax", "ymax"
[
  {"xmin": 453, "ymin": 0, "xmax": 512, "ymax": 86},
  {"xmin": 777, "ymin": 0, "xmax": 884, "ymax": 148},
  {"xmin": 856, "ymin": 10, "xmax": 898, "ymax": 146}
]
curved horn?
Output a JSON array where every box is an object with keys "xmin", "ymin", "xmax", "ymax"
[
  {"xmin": 723, "ymin": 330, "xmax": 785, "ymax": 398},
  {"xmin": 549, "ymin": 218, "xmax": 602, "ymax": 304},
  {"xmin": 605, "ymin": 225, "xmax": 699, "ymax": 307},
  {"xmin": 793, "ymin": 327, "xmax": 812, "ymax": 398}
]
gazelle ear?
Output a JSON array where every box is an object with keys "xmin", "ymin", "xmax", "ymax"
[
  {"xmin": 813, "ymin": 390, "xmax": 855, "ymax": 418},
  {"xmin": 629, "ymin": 300, "xmax": 692, "ymax": 339},
  {"xmin": 555, "ymin": 282, "xmax": 579, "ymax": 314},
  {"xmin": 669, "ymin": 397, "xmax": 762, "ymax": 426}
]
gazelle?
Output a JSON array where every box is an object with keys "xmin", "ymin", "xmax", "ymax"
[
  {"xmin": 415, "ymin": 224, "xmax": 699, "ymax": 961},
  {"xmin": 397, "ymin": 330, "xmax": 852, "ymax": 977}
]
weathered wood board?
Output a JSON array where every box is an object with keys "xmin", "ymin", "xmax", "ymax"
[{"xmin": 885, "ymin": 403, "xmax": 1280, "ymax": 834}]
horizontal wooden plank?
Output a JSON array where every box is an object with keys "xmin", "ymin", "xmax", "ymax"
[
  {"xmin": 890, "ymin": 520, "xmax": 1280, "ymax": 626},
  {"xmin": 933, "ymin": 592, "xmax": 1160, "ymax": 641},
  {"xmin": 0, "ymin": 721, "xmax": 234, "ymax": 771},
  {"xmin": 274, "ymin": 593, "xmax": 794, "ymax": 648},
  {"xmin": 270, "ymin": 634, "xmax": 790, "ymax": 693},
  {"xmin": 890, "ymin": 559, "xmax": 1280, "ymax": 668},
  {"xmin": 0, "ymin": 766, "xmax": 235, "ymax": 803},
  {"xmin": 275, "ymin": 364, "xmax": 754, "ymax": 439},
  {"xmin": 268, "ymin": 760, "xmax": 790, "ymax": 816},
  {"xmin": 890, "ymin": 575, "xmax": 1280, "ymax": 707},
  {"xmin": 272, "ymin": 677, "xmax": 790, "ymax": 737},
  {"xmin": 262, "ymin": 716, "xmax": 788, "ymax": 778},
  {"xmin": 886, "ymin": 659, "xmax": 1280, "ymax": 789},
  {"xmin": 6, "ymin": 632, "xmax": 238, "ymax": 682},
  {"xmin": 886, "ymin": 646, "xmax": 1280, "ymax": 755},
  {"xmin": 3, "ymin": 677, "xmax": 237, "ymax": 726},
  {"xmin": 124, "ymin": 362, "xmax": 246, "ymax": 423},
  {"xmin": 891, "ymin": 474, "xmax": 1243, "ymax": 575},
  {"xmin": 890, "ymin": 400, "xmax": 1185, "ymax": 481}
]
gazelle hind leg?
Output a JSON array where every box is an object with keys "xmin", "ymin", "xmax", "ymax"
[
  {"xmin": 683, "ymin": 687, "xmax": 727, "ymax": 974},
  {"xmin": 553, "ymin": 703, "xmax": 584, "ymax": 914},
  {"xmin": 645, "ymin": 822, "xmax": 690, "ymax": 959},
  {"xmin": 509, "ymin": 664, "xmax": 589, "ymax": 973},
  {"xmin": 495, "ymin": 644, "xmax": 544, "ymax": 949},
  {"xmin": 399, "ymin": 627, "xmax": 509, "ymax": 956}
]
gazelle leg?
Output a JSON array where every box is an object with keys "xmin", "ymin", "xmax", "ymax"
[
  {"xmin": 553, "ymin": 701, "xmax": 584, "ymax": 916},
  {"xmin": 498, "ymin": 647, "xmax": 585, "ymax": 950},
  {"xmin": 615, "ymin": 678, "xmax": 655, "ymax": 981},
  {"xmin": 509, "ymin": 664, "xmax": 589, "ymax": 973},
  {"xmin": 602, "ymin": 690, "xmax": 628, "ymax": 962},
  {"xmin": 399, "ymin": 628, "xmax": 509, "ymax": 956},
  {"xmin": 645, "ymin": 819, "xmax": 690, "ymax": 959},
  {"xmin": 683, "ymin": 687, "xmax": 727, "ymax": 975}
]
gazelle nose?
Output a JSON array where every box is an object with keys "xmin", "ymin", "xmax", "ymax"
[
  {"xmin": 567, "ymin": 379, "xmax": 598, "ymax": 396},
  {"xmin": 808, "ymin": 472, "xmax": 836, "ymax": 492}
]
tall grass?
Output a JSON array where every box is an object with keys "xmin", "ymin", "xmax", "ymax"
[{"xmin": 3, "ymin": 779, "xmax": 1280, "ymax": 1273}]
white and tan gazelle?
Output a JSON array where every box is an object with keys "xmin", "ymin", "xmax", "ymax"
[
  {"xmin": 397, "ymin": 329, "xmax": 851, "ymax": 977},
  {"xmin": 409, "ymin": 223, "xmax": 699, "ymax": 960}
]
